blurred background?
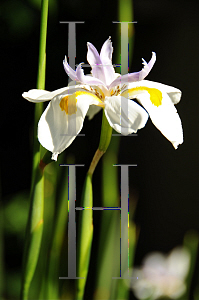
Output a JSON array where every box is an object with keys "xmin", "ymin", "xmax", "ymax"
[{"xmin": 1, "ymin": 0, "xmax": 199, "ymax": 299}]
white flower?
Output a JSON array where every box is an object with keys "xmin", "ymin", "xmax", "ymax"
[
  {"xmin": 22, "ymin": 37, "xmax": 183, "ymax": 160},
  {"xmin": 130, "ymin": 247, "xmax": 190, "ymax": 299}
]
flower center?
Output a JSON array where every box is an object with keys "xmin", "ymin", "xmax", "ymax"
[
  {"xmin": 110, "ymin": 85, "xmax": 121, "ymax": 96},
  {"xmin": 59, "ymin": 94, "xmax": 77, "ymax": 115}
]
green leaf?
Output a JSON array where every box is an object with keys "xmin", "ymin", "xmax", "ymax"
[
  {"xmin": 20, "ymin": 0, "xmax": 49, "ymax": 298},
  {"xmin": 77, "ymin": 174, "xmax": 93, "ymax": 300},
  {"xmin": 20, "ymin": 166, "xmax": 44, "ymax": 300}
]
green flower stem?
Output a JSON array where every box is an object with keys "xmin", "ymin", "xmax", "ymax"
[
  {"xmin": 114, "ymin": 2, "xmax": 136, "ymax": 298},
  {"xmin": 87, "ymin": 149, "xmax": 104, "ymax": 177},
  {"xmin": 36, "ymin": 0, "xmax": 49, "ymax": 90},
  {"xmin": 94, "ymin": 149, "xmax": 120, "ymax": 300},
  {"xmin": 77, "ymin": 110, "xmax": 112, "ymax": 299},
  {"xmin": 77, "ymin": 174, "xmax": 93, "ymax": 300},
  {"xmin": 20, "ymin": 0, "xmax": 49, "ymax": 299},
  {"xmin": 20, "ymin": 167, "xmax": 44, "ymax": 300},
  {"xmin": 98, "ymin": 110, "xmax": 113, "ymax": 152},
  {"xmin": 118, "ymin": 0, "xmax": 134, "ymax": 71},
  {"xmin": 88, "ymin": 110, "xmax": 112, "ymax": 176},
  {"xmin": 115, "ymin": 221, "xmax": 137, "ymax": 300},
  {"xmin": 32, "ymin": 0, "xmax": 49, "ymax": 174},
  {"xmin": 39, "ymin": 150, "xmax": 53, "ymax": 171},
  {"xmin": 45, "ymin": 162, "xmax": 68, "ymax": 299}
]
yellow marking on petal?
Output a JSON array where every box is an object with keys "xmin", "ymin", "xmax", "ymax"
[
  {"xmin": 60, "ymin": 91, "xmax": 104, "ymax": 115},
  {"xmin": 122, "ymin": 86, "xmax": 162, "ymax": 107},
  {"xmin": 60, "ymin": 94, "xmax": 77, "ymax": 115},
  {"xmin": 75, "ymin": 91, "xmax": 105, "ymax": 106}
]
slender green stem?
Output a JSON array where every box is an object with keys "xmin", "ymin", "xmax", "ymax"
[
  {"xmin": 77, "ymin": 111, "xmax": 112, "ymax": 298},
  {"xmin": 37, "ymin": 0, "xmax": 49, "ymax": 91},
  {"xmin": 20, "ymin": 0, "xmax": 49, "ymax": 299},
  {"xmin": 20, "ymin": 168, "xmax": 44, "ymax": 300},
  {"xmin": 44, "ymin": 154, "xmax": 71, "ymax": 299},
  {"xmin": 98, "ymin": 110, "xmax": 113, "ymax": 152},
  {"xmin": 94, "ymin": 147, "xmax": 120, "ymax": 300},
  {"xmin": 87, "ymin": 149, "xmax": 104, "ymax": 177},
  {"xmin": 32, "ymin": 0, "xmax": 49, "ymax": 178},
  {"xmin": 88, "ymin": 110, "xmax": 112, "ymax": 177},
  {"xmin": 77, "ymin": 174, "xmax": 93, "ymax": 300}
]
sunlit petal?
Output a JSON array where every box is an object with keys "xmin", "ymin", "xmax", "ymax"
[
  {"xmin": 122, "ymin": 82, "xmax": 183, "ymax": 148},
  {"xmin": 22, "ymin": 89, "xmax": 51, "ymax": 103},
  {"xmin": 167, "ymin": 248, "xmax": 190, "ymax": 279},
  {"xmin": 104, "ymin": 96, "xmax": 148, "ymax": 135},
  {"xmin": 108, "ymin": 52, "xmax": 156, "ymax": 90},
  {"xmin": 23, "ymin": 85, "xmax": 92, "ymax": 103},
  {"xmin": 138, "ymin": 80, "xmax": 182, "ymax": 104},
  {"xmin": 75, "ymin": 63, "xmax": 106, "ymax": 87},
  {"xmin": 38, "ymin": 91, "xmax": 104, "ymax": 160},
  {"xmin": 86, "ymin": 105, "xmax": 102, "ymax": 120},
  {"xmin": 131, "ymin": 247, "xmax": 190, "ymax": 300},
  {"xmin": 100, "ymin": 37, "xmax": 116, "ymax": 85},
  {"xmin": 63, "ymin": 56, "xmax": 78, "ymax": 81},
  {"xmin": 87, "ymin": 41, "xmax": 106, "ymax": 83}
]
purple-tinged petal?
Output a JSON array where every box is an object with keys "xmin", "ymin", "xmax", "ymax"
[
  {"xmin": 75, "ymin": 63, "xmax": 106, "ymax": 87},
  {"xmin": 63, "ymin": 56, "xmax": 78, "ymax": 81},
  {"xmin": 87, "ymin": 42, "xmax": 106, "ymax": 83},
  {"xmin": 100, "ymin": 37, "xmax": 116, "ymax": 85},
  {"xmin": 108, "ymin": 52, "xmax": 156, "ymax": 90},
  {"xmin": 100, "ymin": 37, "xmax": 113, "ymax": 64},
  {"xmin": 138, "ymin": 52, "xmax": 156, "ymax": 80}
]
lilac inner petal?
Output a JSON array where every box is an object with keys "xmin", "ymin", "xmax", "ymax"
[
  {"xmin": 87, "ymin": 42, "xmax": 106, "ymax": 83},
  {"xmin": 108, "ymin": 52, "xmax": 156, "ymax": 90},
  {"xmin": 63, "ymin": 58, "xmax": 78, "ymax": 81},
  {"xmin": 76, "ymin": 64, "xmax": 106, "ymax": 86},
  {"xmin": 100, "ymin": 37, "xmax": 116, "ymax": 85}
]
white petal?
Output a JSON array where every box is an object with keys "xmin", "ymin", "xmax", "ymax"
[
  {"xmin": 22, "ymin": 89, "xmax": 50, "ymax": 103},
  {"xmin": 104, "ymin": 96, "xmax": 148, "ymax": 135},
  {"xmin": 134, "ymin": 80, "xmax": 182, "ymax": 104},
  {"xmin": 22, "ymin": 85, "xmax": 94, "ymax": 103},
  {"xmin": 86, "ymin": 105, "xmax": 102, "ymax": 120},
  {"xmin": 167, "ymin": 248, "xmax": 190, "ymax": 279},
  {"xmin": 38, "ymin": 92, "xmax": 101, "ymax": 160},
  {"xmin": 123, "ymin": 84, "xmax": 183, "ymax": 148}
]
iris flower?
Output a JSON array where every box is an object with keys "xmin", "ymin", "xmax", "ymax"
[
  {"xmin": 130, "ymin": 247, "xmax": 190, "ymax": 299},
  {"xmin": 23, "ymin": 37, "xmax": 183, "ymax": 160}
]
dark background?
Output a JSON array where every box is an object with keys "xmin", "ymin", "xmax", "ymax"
[{"xmin": 1, "ymin": 0, "xmax": 199, "ymax": 291}]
